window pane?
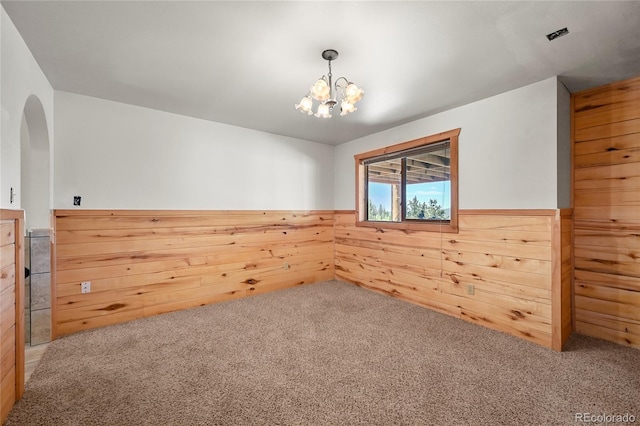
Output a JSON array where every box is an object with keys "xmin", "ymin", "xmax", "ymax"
[
  {"xmin": 366, "ymin": 159, "xmax": 401, "ymax": 222},
  {"xmin": 355, "ymin": 128, "xmax": 459, "ymax": 232},
  {"xmin": 404, "ymin": 144, "xmax": 450, "ymax": 221}
]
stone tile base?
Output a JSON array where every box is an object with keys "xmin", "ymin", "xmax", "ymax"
[{"xmin": 30, "ymin": 309, "xmax": 51, "ymax": 346}]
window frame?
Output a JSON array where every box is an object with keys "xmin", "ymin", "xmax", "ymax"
[{"xmin": 354, "ymin": 128, "xmax": 460, "ymax": 233}]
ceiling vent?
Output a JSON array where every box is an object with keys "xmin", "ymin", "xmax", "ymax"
[{"xmin": 546, "ymin": 27, "xmax": 569, "ymax": 41}]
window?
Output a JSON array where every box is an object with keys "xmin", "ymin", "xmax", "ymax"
[{"xmin": 355, "ymin": 128, "xmax": 460, "ymax": 233}]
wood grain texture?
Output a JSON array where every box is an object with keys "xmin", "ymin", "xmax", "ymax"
[
  {"xmin": 573, "ymin": 74, "xmax": 640, "ymax": 350},
  {"xmin": 551, "ymin": 210, "xmax": 573, "ymax": 350},
  {"xmin": 0, "ymin": 220, "xmax": 16, "ymax": 425},
  {"xmin": 0, "ymin": 211, "xmax": 24, "ymax": 423},
  {"xmin": 53, "ymin": 210, "xmax": 335, "ymax": 336},
  {"xmin": 335, "ymin": 210, "xmax": 570, "ymax": 350}
]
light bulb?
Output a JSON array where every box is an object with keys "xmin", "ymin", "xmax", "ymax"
[
  {"xmin": 295, "ymin": 95, "xmax": 313, "ymax": 115},
  {"xmin": 345, "ymin": 83, "xmax": 364, "ymax": 104},
  {"xmin": 315, "ymin": 103, "xmax": 332, "ymax": 118},
  {"xmin": 340, "ymin": 100, "xmax": 356, "ymax": 116},
  {"xmin": 310, "ymin": 78, "xmax": 330, "ymax": 101}
]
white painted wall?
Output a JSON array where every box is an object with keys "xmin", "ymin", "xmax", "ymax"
[
  {"xmin": 54, "ymin": 91, "xmax": 334, "ymax": 210},
  {"xmin": 557, "ymin": 80, "xmax": 571, "ymax": 209},
  {"xmin": 0, "ymin": 6, "xmax": 54, "ymax": 212},
  {"xmin": 334, "ymin": 77, "xmax": 563, "ymax": 210},
  {"xmin": 0, "ymin": 12, "xmax": 2, "ymax": 201}
]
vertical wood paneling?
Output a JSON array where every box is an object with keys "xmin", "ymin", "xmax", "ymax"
[
  {"xmin": 53, "ymin": 210, "xmax": 335, "ymax": 336},
  {"xmin": 0, "ymin": 210, "xmax": 25, "ymax": 423},
  {"xmin": 573, "ymin": 75, "xmax": 640, "ymax": 350},
  {"xmin": 552, "ymin": 209, "xmax": 573, "ymax": 350},
  {"xmin": 0, "ymin": 219, "xmax": 16, "ymax": 424},
  {"xmin": 335, "ymin": 210, "xmax": 570, "ymax": 350}
]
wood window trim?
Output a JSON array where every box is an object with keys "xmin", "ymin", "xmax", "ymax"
[{"xmin": 354, "ymin": 128, "xmax": 460, "ymax": 233}]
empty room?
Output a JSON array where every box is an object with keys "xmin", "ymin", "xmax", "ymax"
[{"xmin": 0, "ymin": 1, "xmax": 639, "ymax": 425}]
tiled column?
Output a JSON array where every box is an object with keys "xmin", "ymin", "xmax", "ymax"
[
  {"xmin": 24, "ymin": 234, "xmax": 31, "ymax": 345},
  {"xmin": 29, "ymin": 229, "xmax": 51, "ymax": 345}
]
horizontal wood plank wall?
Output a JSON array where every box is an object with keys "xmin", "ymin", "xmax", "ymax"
[
  {"xmin": 335, "ymin": 210, "xmax": 567, "ymax": 349},
  {"xmin": 0, "ymin": 210, "xmax": 25, "ymax": 423},
  {"xmin": 573, "ymin": 75, "xmax": 640, "ymax": 349},
  {"xmin": 53, "ymin": 210, "xmax": 335, "ymax": 336}
]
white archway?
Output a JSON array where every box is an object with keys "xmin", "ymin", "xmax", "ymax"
[
  {"xmin": 20, "ymin": 95, "xmax": 52, "ymax": 347},
  {"xmin": 21, "ymin": 95, "xmax": 51, "ymax": 230}
]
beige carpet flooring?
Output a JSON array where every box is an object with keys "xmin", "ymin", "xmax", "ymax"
[{"xmin": 6, "ymin": 280, "xmax": 640, "ymax": 425}]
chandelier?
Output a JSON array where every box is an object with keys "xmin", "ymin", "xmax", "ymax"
[{"xmin": 295, "ymin": 49, "xmax": 364, "ymax": 118}]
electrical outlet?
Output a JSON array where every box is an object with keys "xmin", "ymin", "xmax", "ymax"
[
  {"xmin": 81, "ymin": 281, "xmax": 91, "ymax": 293},
  {"xmin": 284, "ymin": 262, "xmax": 290, "ymax": 270},
  {"xmin": 466, "ymin": 284, "xmax": 475, "ymax": 295}
]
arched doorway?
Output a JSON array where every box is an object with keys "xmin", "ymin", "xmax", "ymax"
[{"xmin": 20, "ymin": 95, "xmax": 51, "ymax": 347}]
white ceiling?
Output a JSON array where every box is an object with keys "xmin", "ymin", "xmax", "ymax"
[{"xmin": 3, "ymin": 1, "xmax": 640, "ymax": 145}]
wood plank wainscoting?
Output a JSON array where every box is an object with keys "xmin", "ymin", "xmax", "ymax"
[
  {"xmin": 53, "ymin": 210, "xmax": 335, "ymax": 337},
  {"xmin": 0, "ymin": 210, "xmax": 25, "ymax": 424},
  {"xmin": 572, "ymin": 75, "xmax": 640, "ymax": 349},
  {"xmin": 54, "ymin": 209, "xmax": 573, "ymax": 350},
  {"xmin": 335, "ymin": 209, "xmax": 573, "ymax": 351}
]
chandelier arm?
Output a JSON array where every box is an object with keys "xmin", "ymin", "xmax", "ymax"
[
  {"xmin": 334, "ymin": 76, "xmax": 350, "ymax": 99},
  {"xmin": 334, "ymin": 76, "xmax": 350, "ymax": 88}
]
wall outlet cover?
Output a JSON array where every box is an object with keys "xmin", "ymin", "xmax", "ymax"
[{"xmin": 73, "ymin": 196, "xmax": 82, "ymax": 206}]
